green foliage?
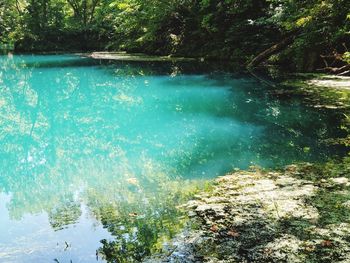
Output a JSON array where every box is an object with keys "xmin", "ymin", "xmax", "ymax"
[
  {"xmin": 1, "ymin": 0, "xmax": 350, "ymax": 69},
  {"xmin": 343, "ymin": 52, "xmax": 350, "ymax": 64}
]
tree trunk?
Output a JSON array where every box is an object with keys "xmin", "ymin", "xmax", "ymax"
[{"xmin": 247, "ymin": 34, "xmax": 297, "ymax": 68}]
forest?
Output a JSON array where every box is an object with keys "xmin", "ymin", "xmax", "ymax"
[
  {"xmin": 2, "ymin": 1, "xmax": 350, "ymax": 262},
  {"xmin": 1, "ymin": 0, "xmax": 350, "ymax": 72}
]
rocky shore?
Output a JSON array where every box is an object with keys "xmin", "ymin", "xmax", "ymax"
[{"xmin": 145, "ymin": 165, "xmax": 350, "ymax": 263}]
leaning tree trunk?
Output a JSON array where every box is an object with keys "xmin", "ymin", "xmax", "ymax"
[{"xmin": 247, "ymin": 34, "xmax": 298, "ymax": 68}]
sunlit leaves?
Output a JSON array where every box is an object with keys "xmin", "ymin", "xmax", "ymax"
[
  {"xmin": 296, "ymin": 16, "xmax": 312, "ymax": 28},
  {"xmin": 343, "ymin": 52, "xmax": 350, "ymax": 64}
]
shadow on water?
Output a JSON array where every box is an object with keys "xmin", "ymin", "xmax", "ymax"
[{"xmin": 0, "ymin": 54, "xmax": 349, "ymax": 262}]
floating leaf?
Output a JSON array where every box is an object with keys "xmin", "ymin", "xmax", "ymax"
[
  {"xmin": 210, "ymin": 224, "xmax": 219, "ymax": 232},
  {"xmin": 321, "ymin": 240, "xmax": 332, "ymax": 247},
  {"xmin": 227, "ymin": 229, "xmax": 240, "ymax": 237}
]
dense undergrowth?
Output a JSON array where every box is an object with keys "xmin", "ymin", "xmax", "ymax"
[{"xmin": 1, "ymin": 0, "xmax": 350, "ymax": 71}]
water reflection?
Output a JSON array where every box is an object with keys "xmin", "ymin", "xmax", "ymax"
[{"xmin": 0, "ymin": 55, "xmax": 347, "ymax": 262}]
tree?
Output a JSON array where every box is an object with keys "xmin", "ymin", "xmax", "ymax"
[
  {"xmin": 0, "ymin": 0, "xmax": 23, "ymax": 44},
  {"xmin": 66, "ymin": 0, "xmax": 101, "ymax": 28},
  {"xmin": 1, "ymin": 0, "xmax": 349, "ymax": 71}
]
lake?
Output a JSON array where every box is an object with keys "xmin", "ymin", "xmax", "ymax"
[{"xmin": 0, "ymin": 54, "xmax": 347, "ymax": 262}]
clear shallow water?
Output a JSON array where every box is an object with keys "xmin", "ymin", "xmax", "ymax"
[{"xmin": 0, "ymin": 54, "xmax": 347, "ymax": 262}]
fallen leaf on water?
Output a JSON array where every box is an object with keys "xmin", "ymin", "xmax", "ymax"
[
  {"xmin": 210, "ymin": 224, "xmax": 219, "ymax": 232},
  {"xmin": 263, "ymin": 248, "xmax": 272, "ymax": 254},
  {"xmin": 227, "ymin": 229, "xmax": 240, "ymax": 237},
  {"xmin": 321, "ymin": 240, "xmax": 332, "ymax": 247},
  {"xmin": 304, "ymin": 245, "xmax": 315, "ymax": 252}
]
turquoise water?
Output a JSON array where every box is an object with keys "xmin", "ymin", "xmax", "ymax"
[{"xmin": 0, "ymin": 54, "xmax": 347, "ymax": 262}]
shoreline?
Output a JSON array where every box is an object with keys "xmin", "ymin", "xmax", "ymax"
[
  {"xmin": 307, "ymin": 76, "xmax": 350, "ymax": 90},
  {"xmin": 3, "ymin": 50, "xmax": 350, "ymax": 90},
  {"xmin": 144, "ymin": 76, "xmax": 350, "ymax": 262},
  {"xmin": 145, "ymin": 165, "xmax": 350, "ymax": 262},
  {"xmin": 84, "ymin": 52, "xmax": 198, "ymax": 62}
]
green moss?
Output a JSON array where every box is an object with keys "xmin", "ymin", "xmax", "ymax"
[
  {"xmin": 308, "ymin": 189, "xmax": 350, "ymax": 226},
  {"xmin": 281, "ymin": 74, "xmax": 350, "ymax": 107}
]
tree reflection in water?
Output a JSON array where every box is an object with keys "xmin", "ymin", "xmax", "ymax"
[{"xmin": 0, "ymin": 54, "xmax": 347, "ymax": 262}]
